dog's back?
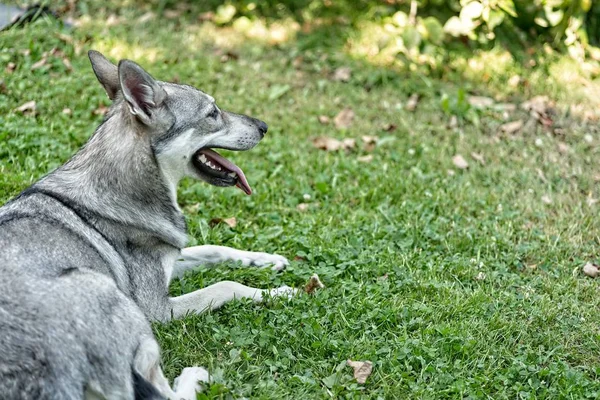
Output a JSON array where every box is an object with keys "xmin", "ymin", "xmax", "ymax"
[{"xmin": 0, "ymin": 264, "xmax": 156, "ymax": 399}]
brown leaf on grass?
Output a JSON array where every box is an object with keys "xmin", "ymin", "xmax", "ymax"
[
  {"xmin": 317, "ymin": 115, "xmax": 330, "ymax": 124},
  {"xmin": 446, "ymin": 115, "xmax": 458, "ymax": 130},
  {"xmin": 452, "ymin": 155, "xmax": 469, "ymax": 169},
  {"xmin": 382, "ymin": 123, "xmax": 397, "ymax": 132},
  {"xmin": 297, "ymin": 203, "xmax": 309, "ymax": 212},
  {"xmin": 347, "ymin": 360, "xmax": 373, "ymax": 384},
  {"xmin": 341, "ymin": 138, "xmax": 356, "ymax": 150},
  {"xmin": 6, "ymin": 62, "xmax": 16, "ymax": 74},
  {"xmin": 93, "ymin": 104, "xmax": 108, "ymax": 116},
  {"xmin": 467, "ymin": 95, "xmax": 494, "ymax": 109},
  {"xmin": 31, "ymin": 57, "xmax": 48, "ymax": 70},
  {"xmin": 312, "ymin": 136, "xmax": 355, "ymax": 152},
  {"xmin": 362, "ymin": 135, "xmax": 378, "ymax": 152},
  {"xmin": 357, "ymin": 155, "xmax": 373, "ymax": 163},
  {"xmin": 332, "ymin": 66, "xmax": 351, "ymax": 82},
  {"xmin": 198, "ymin": 11, "xmax": 215, "ymax": 22},
  {"xmin": 406, "ymin": 93, "xmax": 420, "ymax": 112},
  {"xmin": 499, "ymin": 120, "xmax": 523, "ymax": 134},
  {"xmin": 541, "ymin": 195, "xmax": 552, "ymax": 205},
  {"xmin": 494, "ymin": 103, "xmax": 517, "ymax": 112},
  {"xmin": 361, "ymin": 135, "xmax": 377, "ymax": 144},
  {"xmin": 557, "ymin": 142, "xmax": 569, "ymax": 154},
  {"xmin": 209, "ymin": 217, "xmax": 237, "ymax": 228},
  {"xmin": 521, "ymin": 96, "xmax": 554, "ymax": 128},
  {"xmin": 15, "ymin": 100, "xmax": 36, "ymax": 114},
  {"xmin": 62, "ymin": 57, "xmax": 73, "ymax": 71},
  {"xmin": 583, "ymin": 262, "xmax": 600, "ymax": 278},
  {"xmin": 304, "ymin": 274, "xmax": 325, "ymax": 294},
  {"xmin": 334, "ymin": 108, "xmax": 355, "ymax": 129},
  {"xmin": 137, "ymin": 12, "xmax": 155, "ymax": 23},
  {"xmin": 164, "ymin": 9, "xmax": 182, "ymax": 19},
  {"xmin": 470, "ymin": 152, "xmax": 485, "ymax": 165}
]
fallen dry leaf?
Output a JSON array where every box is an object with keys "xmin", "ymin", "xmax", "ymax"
[
  {"xmin": 587, "ymin": 195, "xmax": 598, "ymax": 207},
  {"xmin": 470, "ymin": 152, "xmax": 485, "ymax": 165},
  {"xmin": 361, "ymin": 135, "xmax": 377, "ymax": 144},
  {"xmin": 15, "ymin": 100, "xmax": 36, "ymax": 114},
  {"xmin": 362, "ymin": 135, "xmax": 378, "ymax": 152},
  {"xmin": 6, "ymin": 62, "xmax": 16, "ymax": 74},
  {"xmin": 93, "ymin": 104, "xmax": 108, "ymax": 116},
  {"xmin": 468, "ymin": 95, "xmax": 494, "ymax": 109},
  {"xmin": 452, "ymin": 155, "xmax": 469, "ymax": 169},
  {"xmin": 448, "ymin": 115, "xmax": 458, "ymax": 129},
  {"xmin": 541, "ymin": 195, "xmax": 552, "ymax": 205},
  {"xmin": 62, "ymin": 57, "xmax": 73, "ymax": 71},
  {"xmin": 499, "ymin": 120, "xmax": 523, "ymax": 134},
  {"xmin": 297, "ymin": 203, "xmax": 309, "ymax": 212},
  {"xmin": 304, "ymin": 274, "xmax": 325, "ymax": 294},
  {"xmin": 406, "ymin": 93, "xmax": 420, "ymax": 112},
  {"xmin": 521, "ymin": 96, "xmax": 554, "ymax": 128},
  {"xmin": 557, "ymin": 142, "xmax": 569, "ymax": 154},
  {"xmin": 347, "ymin": 360, "xmax": 373, "ymax": 384},
  {"xmin": 341, "ymin": 138, "xmax": 356, "ymax": 150},
  {"xmin": 62, "ymin": 108, "xmax": 72, "ymax": 115},
  {"xmin": 494, "ymin": 103, "xmax": 517, "ymax": 112},
  {"xmin": 334, "ymin": 108, "xmax": 355, "ymax": 129},
  {"xmin": 209, "ymin": 217, "xmax": 237, "ymax": 228},
  {"xmin": 583, "ymin": 262, "xmax": 600, "ymax": 278},
  {"xmin": 164, "ymin": 9, "xmax": 182, "ymax": 19},
  {"xmin": 198, "ymin": 11, "xmax": 215, "ymax": 22},
  {"xmin": 30, "ymin": 57, "xmax": 48, "ymax": 70},
  {"xmin": 317, "ymin": 115, "xmax": 330, "ymax": 124},
  {"xmin": 357, "ymin": 155, "xmax": 373, "ymax": 163},
  {"xmin": 508, "ymin": 75, "xmax": 521, "ymax": 87},
  {"xmin": 382, "ymin": 123, "xmax": 397, "ymax": 132},
  {"xmin": 137, "ymin": 11, "xmax": 155, "ymax": 23},
  {"xmin": 332, "ymin": 66, "xmax": 351, "ymax": 82},
  {"xmin": 223, "ymin": 217, "xmax": 237, "ymax": 228},
  {"xmin": 312, "ymin": 136, "xmax": 355, "ymax": 152}
]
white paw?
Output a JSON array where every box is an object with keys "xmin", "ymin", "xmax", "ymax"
[
  {"xmin": 242, "ymin": 252, "xmax": 289, "ymax": 271},
  {"xmin": 268, "ymin": 285, "xmax": 298, "ymax": 298},
  {"xmin": 173, "ymin": 366, "xmax": 210, "ymax": 399}
]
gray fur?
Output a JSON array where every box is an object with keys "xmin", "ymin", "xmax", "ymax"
[{"xmin": 0, "ymin": 51, "xmax": 293, "ymax": 399}]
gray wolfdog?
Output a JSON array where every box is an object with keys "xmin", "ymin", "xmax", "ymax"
[{"xmin": 0, "ymin": 50, "xmax": 295, "ymax": 399}]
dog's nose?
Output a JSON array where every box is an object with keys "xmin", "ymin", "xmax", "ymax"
[{"xmin": 257, "ymin": 120, "xmax": 268, "ymax": 136}]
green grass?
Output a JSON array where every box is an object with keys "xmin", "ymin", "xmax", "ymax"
[{"xmin": 2, "ymin": 5, "xmax": 600, "ymax": 399}]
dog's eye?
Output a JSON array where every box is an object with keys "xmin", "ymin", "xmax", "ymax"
[{"xmin": 207, "ymin": 108, "xmax": 219, "ymax": 119}]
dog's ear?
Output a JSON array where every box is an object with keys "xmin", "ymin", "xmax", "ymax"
[
  {"xmin": 88, "ymin": 50, "xmax": 119, "ymax": 100},
  {"xmin": 118, "ymin": 60, "xmax": 167, "ymax": 125}
]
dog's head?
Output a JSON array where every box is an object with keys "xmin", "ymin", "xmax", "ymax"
[{"xmin": 88, "ymin": 50, "xmax": 267, "ymax": 195}]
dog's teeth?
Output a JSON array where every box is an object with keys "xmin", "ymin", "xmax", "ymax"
[
  {"xmin": 199, "ymin": 154, "xmax": 207, "ymax": 163},
  {"xmin": 227, "ymin": 172, "xmax": 237, "ymax": 178}
]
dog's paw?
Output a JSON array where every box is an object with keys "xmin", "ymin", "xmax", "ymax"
[
  {"xmin": 242, "ymin": 252, "xmax": 289, "ymax": 271},
  {"xmin": 268, "ymin": 285, "xmax": 298, "ymax": 299},
  {"xmin": 173, "ymin": 366, "xmax": 210, "ymax": 398}
]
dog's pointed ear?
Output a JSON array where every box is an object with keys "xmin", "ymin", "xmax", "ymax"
[
  {"xmin": 88, "ymin": 50, "xmax": 119, "ymax": 100},
  {"xmin": 118, "ymin": 60, "xmax": 167, "ymax": 125}
]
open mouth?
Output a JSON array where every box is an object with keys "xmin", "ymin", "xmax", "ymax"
[{"xmin": 192, "ymin": 148, "xmax": 252, "ymax": 195}]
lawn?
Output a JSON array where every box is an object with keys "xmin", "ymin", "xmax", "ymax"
[{"xmin": 1, "ymin": 2, "xmax": 600, "ymax": 399}]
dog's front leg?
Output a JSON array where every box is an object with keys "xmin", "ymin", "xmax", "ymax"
[
  {"xmin": 169, "ymin": 281, "xmax": 295, "ymax": 318},
  {"xmin": 172, "ymin": 245, "xmax": 289, "ymax": 279}
]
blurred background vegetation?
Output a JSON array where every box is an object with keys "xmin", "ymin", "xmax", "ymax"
[{"xmin": 119, "ymin": 0, "xmax": 600, "ymax": 74}]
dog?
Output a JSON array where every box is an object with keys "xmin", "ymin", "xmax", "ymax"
[{"xmin": 0, "ymin": 50, "xmax": 295, "ymax": 399}]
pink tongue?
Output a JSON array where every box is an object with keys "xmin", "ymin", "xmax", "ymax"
[{"xmin": 200, "ymin": 149, "xmax": 252, "ymax": 195}]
